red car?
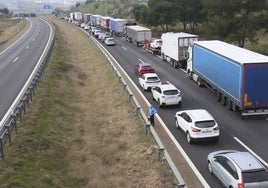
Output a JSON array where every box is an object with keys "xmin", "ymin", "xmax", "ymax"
[{"xmin": 135, "ymin": 63, "xmax": 155, "ymax": 76}]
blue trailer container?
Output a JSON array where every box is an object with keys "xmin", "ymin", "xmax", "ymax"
[
  {"xmin": 109, "ymin": 18, "xmax": 127, "ymax": 36},
  {"xmin": 189, "ymin": 40, "xmax": 268, "ymax": 116}
]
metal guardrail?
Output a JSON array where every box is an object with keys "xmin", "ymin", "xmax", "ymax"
[
  {"xmin": 0, "ymin": 19, "xmax": 55, "ymax": 160},
  {"xmin": 85, "ymin": 30, "xmax": 187, "ymax": 187}
]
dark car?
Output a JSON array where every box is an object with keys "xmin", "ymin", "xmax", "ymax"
[{"xmin": 135, "ymin": 63, "xmax": 155, "ymax": 76}]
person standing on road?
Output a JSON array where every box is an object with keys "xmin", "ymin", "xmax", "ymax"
[{"xmin": 149, "ymin": 105, "xmax": 157, "ymax": 127}]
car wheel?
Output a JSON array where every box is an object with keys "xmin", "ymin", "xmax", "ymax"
[
  {"xmin": 175, "ymin": 119, "xmax": 180, "ymax": 129},
  {"xmin": 186, "ymin": 132, "xmax": 192, "ymax": 144},
  {"xmin": 158, "ymin": 99, "xmax": 162, "ymax": 108},
  {"xmin": 208, "ymin": 161, "xmax": 213, "ymax": 174}
]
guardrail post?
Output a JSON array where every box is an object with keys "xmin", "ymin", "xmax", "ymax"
[
  {"xmin": 158, "ymin": 148, "xmax": 164, "ymax": 161},
  {"xmin": 145, "ymin": 124, "xmax": 150, "ymax": 135},
  {"xmin": 5, "ymin": 125, "xmax": 11, "ymax": 146},
  {"xmin": 0, "ymin": 138, "xmax": 4, "ymax": 160}
]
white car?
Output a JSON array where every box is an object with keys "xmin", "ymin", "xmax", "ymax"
[
  {"xmin": 138, "ymin": 73, "xmax": 161, "ymax": 91},
  {"xmin": 104, "ymin": 37, "xmax": 115, "ymax": 46},
  {"xmin": 175, "ymin": 109, "xmax": 220, "ymax": 144},
  {"xmin": 151, "ymin": 82, "xmax": 182, "ymax": 107},
  {"xmin": 84, "ymin": 24, "xmax": 90, "ymax": 30}
]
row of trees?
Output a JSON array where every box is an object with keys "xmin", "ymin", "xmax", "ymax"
[{"xmin": 133, "ymin": 0, "xmax": 268, "ymax": 47}]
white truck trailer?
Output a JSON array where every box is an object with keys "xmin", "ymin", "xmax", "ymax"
[
  {"xmin": 161, "ymin": 32, "xmax": 198, "ymax": 68},
  {"xmin": 125, "ymin": 25, "xmax": 152, "ymax": 46}
]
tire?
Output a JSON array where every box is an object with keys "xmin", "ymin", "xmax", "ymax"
[
  {"xmin": 186, "ymin": 132, "xmax": 192, "ymax": 144},
  {"xmin": 217, "ymin": 91, "xmax": 221, "ymax": 102},
  {"xmin": 158, "ymin": 99, "xmax": 162, "ymax": 108},
  {"xmin": 226, "ymin": 98, "xmax": 232, "ymax": 110},
  {"xmin": 175, "ymin": 119, "xmax": 180, "ymax": 129},
  {"xmin": 208, "ymin": 161, "xmax": 213, "ymax": 174},
  {"xmin": 197, "ymin": 77, "xmax": 203, "ymax": 87},
  {"xmin": 220, "ymin": 94, "xmax": 226, "ymax": 105}
]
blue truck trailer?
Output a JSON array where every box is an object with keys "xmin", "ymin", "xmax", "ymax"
[
  {"xmin": 186, "ymin": 40, "xmax": 268, "ymax": 117},
  {"xmin": 109, "ymin": 18, "xmax": 127, "ymax": 36}
]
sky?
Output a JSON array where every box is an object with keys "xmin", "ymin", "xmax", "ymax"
[{"xmin": 0, "ymin": 0, "xmax": 85, "ymax": 11}]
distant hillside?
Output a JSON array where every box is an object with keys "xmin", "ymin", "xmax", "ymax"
[{"xmin": 69, "ymin": 1, "xmax": 146, "ymax": 19}]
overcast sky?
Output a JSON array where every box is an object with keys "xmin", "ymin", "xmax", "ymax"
[{"xmin": 0, "ymin": 0, "xmax": 86, "ymax": 10}]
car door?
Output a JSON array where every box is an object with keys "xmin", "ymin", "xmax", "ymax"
[
  {"xmin": 152, "ymin": 87, "xmax": 160, "ymax": 100},
  {"xmin": 139, "ymin": 75, "xmax": 145, "ymax": 88},
  {"xmin": 178, "ymin": 112, "xmax": 191, "ymax": 132}
]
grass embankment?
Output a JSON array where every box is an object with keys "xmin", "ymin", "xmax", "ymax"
[
  {"xmin": 0, "ymin": 18, "xmax": 26, "ymax": 47},
  {"xmin": 0, "ymin": 17, "xmax": 174, "ymax": 187}
]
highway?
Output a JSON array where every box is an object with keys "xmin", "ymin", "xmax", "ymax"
[
  {"xmin": 96, "ymin": 33, "xmax": 268, "ymax": 187},
  {"xmin": 0, "ymin": 17, "xmax": 52, "ymax": 126}
]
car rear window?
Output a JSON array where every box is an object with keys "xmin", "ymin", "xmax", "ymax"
[
  {"xmin": 195, "ymin": 120, "xmax": 215, "ymax": 128},
  {"xmin": 163, "ymin": 90, "xmax": 178, "ymax": 95},
  {"xmin": 243, "ymin": 169, "xmax": 268, "ymax": 183},
  {"xmin": 142, "ymin": 66, "xmax": 153, "ymax": 70},
  {"xmin": 147, "ymin": 77, "xmax": 159, "ymax": 81}
]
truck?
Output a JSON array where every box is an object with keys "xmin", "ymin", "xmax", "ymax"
[
  {"xmin": 161, "ymin": 32, "xmax": 198, "ymax": 68},
  {"xmin": 74, "ymin": 12, "xmax": 82, "ymax": 21},
  {"xmin": 83, "ymin": 13, "xmax": 91, "ymax": 24},
  {"xmin": 100, "ymin": 16, "xmax": 111, "ymax": 31},
  {"xmin": 144, "ymin": 38, "xmax": 162, "ymax": 55},
  {"xmin": 90, "ymin": 14, "xmax": 101, "ymax": 26},
  {"xmin": 125, "ymin": 25, "xmax": 151, "ymax": 46},
  {"xmin": 186, "ymin": 40, "xmax": 268, "ymax": 117},
  {"xmin": 109, "ymin": 18, "xmax": 127, "ymax": 36}
]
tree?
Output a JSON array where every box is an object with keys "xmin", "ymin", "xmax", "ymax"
[
  {"xmin": 140, "ymin": 0, "xmax": 179, "ymax": 31},
  {"xmin": 0, "ymin": 8, "xmax": 9, "ymax": 15},
  {"xmin": 201, "ymin": 0, "xmax": 268, "ymax": 47},
  {"xmin": 176, "ymin": 0, "xmax": 205, "ymax": 32}
]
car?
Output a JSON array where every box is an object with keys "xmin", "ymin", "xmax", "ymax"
[
  {"xmin": 207, "ymin": 150, "xmax": 268, "ymax": 188},
  {"xmin": 175, "ymin": 109, "xmax": 219, "ymax": 143},
  {"xmin": 80, "ymin": 23, "xmax": 85, "ymax": 28},
  {"xmin": 135, "ymin": 63, "xmax": 155, "ymax": 76},
  {"xmin": 100, "ymin": 33, "xmax": 111, "ymax": 42},
  {"xmin": 98, "ymin": 32, "xmax": 106, "ymax": 40},
  {"xmin": 94, "ymin": 30, "xmax": 102, "ymax": 38},
  {"xmin": 138, "ymin": 73, "xmax": 161, "ymax": 91},
  {"xmin": 104, "ymin": 37, "xmax": 115, "ymax": 46},
  {"xmin": 84, "ymin": 24, "xmax": 90, "ymax": 30},
  {"xmin": 152, "ymin": 82, "xmax": 182, "ymax": 108}
]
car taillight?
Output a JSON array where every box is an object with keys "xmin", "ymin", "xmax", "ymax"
[
  {"xmin": 213, "ymin": 126, "xmax": 220, "ymax": 130},
  {"xmin": 191, "ymin": 126, "xmax": 201, "ymax": 132},
  {"xmin": 238, "ymin": 173, "xmax": 245, "ymax": 188}
]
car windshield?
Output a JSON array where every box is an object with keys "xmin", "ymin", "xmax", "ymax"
[
  {"xmin": 163, "ymin": 90, "xmax": 178, "ymax": 95},
  {"xmin": 195, "ymin": 120, "xmax": 215, "ymax": 128},
  {"xmin": 243, "ymin": 169, "xmax": 268, "ymax": 183},
  {"xmin": 108, "ymin": 38, "xmax": 114, "ymax": 42},
  {"xmin": 147, "ymin": 77, "xmax": 159, "ymax": 81}
]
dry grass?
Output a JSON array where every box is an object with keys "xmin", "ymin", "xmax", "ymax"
[
  {"xmin": 0, "ymin": 17, "xmax": 174, "ymax": 187},
  {"xmin": 0, "ymin": 19, "xmax": 26, "ymax": 47}
]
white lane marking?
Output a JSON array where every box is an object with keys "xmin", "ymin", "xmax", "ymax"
[
  {"xmin": 32, "ymin": 38, "xmax": 35, "ymax": 41},
  {"xmin": 138, "ymin": 59, "xmax": 145, "ymax": 64},
  {"xmin": 234, "ymin": 136, "xmax": 268, "ymax": 167},
  {"xmin": 122, "ymin": 46, "xmax": 127, "ymax": 51},
  {"xmin": 13, "ymin": 56, "xmax": 19, "ymax": 63},
  {"xmin": 25, "ymin": 45, "xmax": 30, "ymax": 49}
]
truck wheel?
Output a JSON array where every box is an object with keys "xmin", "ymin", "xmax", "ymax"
[
  {"xmin": 197, "ymin": 77, "xmax": 203, "ymax": 87},
  {"xmin": 226, "ymin": 98, "xmax": 232, "ymax": 111},
  {"xmin": 217, "ymin": 92, "xmax": 221, "ymax": 102},
  {"xmin": 187, "ymin": 70, "xmax": 192, "ymax": 80},
  {"xmin": 220, "ymin": 95, "xmax": 226, "ymax": 105}
]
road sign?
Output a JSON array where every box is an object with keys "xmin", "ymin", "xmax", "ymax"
[{"xmin": 44, "ymin": 4, "xmax": 51, "ymax": 9}]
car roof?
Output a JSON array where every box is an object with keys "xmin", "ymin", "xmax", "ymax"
[
  {"xmin": 183, "ymin": 109, "xmax": 213, "ymax": 121},
  {"xmin": 225, "ymin": 151, "xmax": 263, "ymax": 171},
  {"xmin": 157, "ymin": 82, "xmax": 178, "ymax": 91}
]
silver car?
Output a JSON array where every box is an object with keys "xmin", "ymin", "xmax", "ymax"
[{"xmin": 207, "ymin": 150, "xmax": 268, "ymax": 188}]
